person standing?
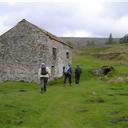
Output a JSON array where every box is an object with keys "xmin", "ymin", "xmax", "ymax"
[
  {"xmin": 75, "ymin": 65, "xmax": 82, "ymax": 85},
  {"xmin": 64, "ymin": 64, "xmax": 72, "ymax": 86},
  {"xmin": 38, "ymin": 63, "xmax": 51, "ymax": 93}
]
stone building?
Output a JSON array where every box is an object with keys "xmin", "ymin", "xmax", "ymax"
[{"xmin": 0, "ymin": 19, "xmax": 72, "ymax": 83}]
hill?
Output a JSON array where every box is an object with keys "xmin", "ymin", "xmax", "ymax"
[
  {"xmin": 0, "ymin": 44, "xmax": 128, "ymax": 128},
  {"xmin": 61, "ymin": 37, "xmax": 120, "ymax": 47}
]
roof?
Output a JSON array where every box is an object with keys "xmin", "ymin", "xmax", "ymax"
[{"xmin": 18, "ymin": 19, "xmax": 72, "ymax": 48}]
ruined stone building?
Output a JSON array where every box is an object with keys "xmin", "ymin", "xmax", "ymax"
[{"xmin": 0, "ymin": 19, "xmax": 72, "ymax": 83}]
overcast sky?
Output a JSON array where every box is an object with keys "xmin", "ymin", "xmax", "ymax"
[{"xmin": 0, "ymin": 0, "xmax": 128, "ymax": 37}]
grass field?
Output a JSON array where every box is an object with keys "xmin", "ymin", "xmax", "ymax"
[{"xmin": 0, "ymin": 44, "xmax": 128, "ymax": 128}]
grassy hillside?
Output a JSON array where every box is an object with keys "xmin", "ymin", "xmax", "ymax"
[
  {"xmin": 61, "ymin": 37, "xmax": 119, "ymax": 47},
  {"xmin": 0, "ymin": 44, "xmax": 128, "ymax": 128}
]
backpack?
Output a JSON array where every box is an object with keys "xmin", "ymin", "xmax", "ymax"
[
  {"xmin": 41, "ymin": 66, "xmax": 48, "ymax": 75},
  {"xmin": 64, "ymin": 67, "xmax": 71, "ymax": 75}
]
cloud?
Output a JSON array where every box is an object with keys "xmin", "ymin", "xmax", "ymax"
[
  {"xmin": 0, "ymin": 1, "xmax": 128, "ymax": 37},
  {"xmin": 62, "ymin": 30, "xmax": 92, "ymax": 37},
  {"xmin": 0, "ymin": 16, "xmax": 10, "ymax": 34}
]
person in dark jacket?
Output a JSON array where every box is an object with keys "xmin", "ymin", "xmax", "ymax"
[
  {"xmin": 75, "ymin": 65, "xmax": 82, "ymax": 85},
  {"xmin": 63, "ymin": 64, "xmax": 72, "ymax": 86}
]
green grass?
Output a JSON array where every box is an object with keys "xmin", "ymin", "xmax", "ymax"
[{"xmin": 0, "ymin": 44, "xmax": 128, "ymax": 128}]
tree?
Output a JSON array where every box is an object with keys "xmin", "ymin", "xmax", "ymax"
[
  {"xmin": 86, "ymin": 40, "xmax": 95, "ymax": 47},
  {"xmin": 106, "ymin": 33, "xmax": 114, "ymax": 44},
  {"xmin": 119, "ymin": 34, "xmax": 128, "ymax": 44}
]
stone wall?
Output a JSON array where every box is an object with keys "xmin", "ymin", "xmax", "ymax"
[{"xmin": 0, "ymin": 20, "xmax": 72, "ymax": 83}]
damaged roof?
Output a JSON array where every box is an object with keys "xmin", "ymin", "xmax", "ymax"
[{"xmin": 18, "ymin": 19, "xmax": 72, "ymax": 48}]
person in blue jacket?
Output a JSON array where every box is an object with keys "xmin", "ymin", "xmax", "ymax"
[{"xmin": 63, "ymin": 64, "xmax": 72, "ymax": 86}]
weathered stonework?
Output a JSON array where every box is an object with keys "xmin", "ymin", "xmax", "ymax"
[{"xmin": 0, "ymin": 19, "xmax": 72, "ymax": 83}]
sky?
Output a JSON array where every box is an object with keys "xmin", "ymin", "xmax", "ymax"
[{"xmin": 0, "ymin": 0, "xmax": 128, "ymax": 37}]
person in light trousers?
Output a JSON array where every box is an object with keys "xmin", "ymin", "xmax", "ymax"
[{"xmin": 38, "ymin": 63, "xmax": 51, "ymax": 93}]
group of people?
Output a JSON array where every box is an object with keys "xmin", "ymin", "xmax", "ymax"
[
  {"xmin": 63, "ymin": 64, "xmax": 82, "ymax": 86},
  {"xmin": 38, "ymin": 63, "xmax": 82, "ymax": 93}
]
